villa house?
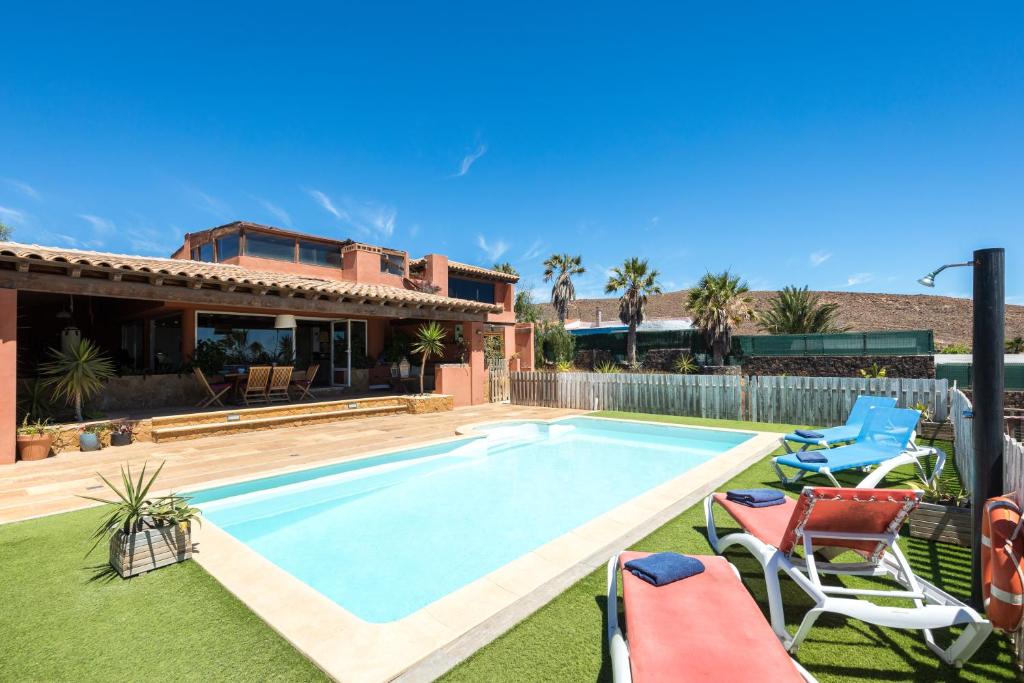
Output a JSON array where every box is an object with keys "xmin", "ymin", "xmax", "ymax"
[{"xmin": 0, "ymin": 221, "xmax": 535, "ymax": 463}]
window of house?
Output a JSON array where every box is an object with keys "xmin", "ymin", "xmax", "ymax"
[
  {"xmin": 380, "ymin": 253, "xmax": 405, "ymax": 276},
  {"xmin": 299, "ymin": 241, "xmax": 342, "ymax": 267},
  {"xmin": 216, "ymin": 233, "xmax": 240, "ymax": 261},
  {"xmin": 196, "ymin": 313, "xmax": 294, "ymax": 366},
  {"xmin": 191, "ymin": 243, "xmax": 214, "ymax": 262},
  {"xmin": 449, "ymin": 277, "xmax": 496, "ymax": 304},
  {"xmin": 245, "ymin": 232, "xmax": 295, "ymax": 261}
]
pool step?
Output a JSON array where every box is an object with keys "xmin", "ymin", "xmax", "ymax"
[
  {"xmin": 151, "ymin": 404, "xmax": 408, "ymax": 443},
  {"xmin": 151, "ymin": 396, "xmax": 406, "ymax": 429}
]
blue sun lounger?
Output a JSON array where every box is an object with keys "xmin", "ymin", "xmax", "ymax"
[
  {"xmin": 772, "ymin": 407, "xmax": 944, "ymax": 488},
  {"xmin": 782, "ymin": 395, "xmax": 897, "ymax": 453}
]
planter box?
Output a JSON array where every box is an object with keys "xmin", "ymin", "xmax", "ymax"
[
  {"xmin": 908, "ymin": 502, "xmax": 971, "ymax": 547},
  {"xmin": 109, "ymin": 523, "xmax": 192, "ymax": 578},
  {"xmin": 918, "ymin": 421, "xmax": 954, "ymax": 443}
]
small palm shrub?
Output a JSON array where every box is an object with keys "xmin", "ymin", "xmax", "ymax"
[
  {"xmin": 595, "ymin": 361, "xmax": 621, "ymax": 374},
  {"xmin": 410, "ymin": 322, "xmax": 447, "ymax": 395},
  {"xmin": 673, "ymin": 354, "xmax": 698, "ymax": 374},
  {"xmin": 858, "ymin": 363, "xmax": 888, "ymax": 379},
  {"xmin": 1006, "ymin": 337, "xmax": 1024, "ymax": 354},
  {"xmin": 939, "ymin": 343, "xmax": 971, "ymax": 354},
  {"xmin": 555, "ymin": 360, "xmax": 574, "ymax": 372},
  {"xmin": 41, "ymin": 339, "xmax": 115, "ymax": 422}
]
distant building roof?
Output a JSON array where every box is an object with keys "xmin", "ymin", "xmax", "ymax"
[
  {"xmin": 409, "ymin": 258, "xmax": 519, "ymax": 283},
  {"xmin": 567, "ymin": 317, "xmax": 693, "ymax": 335}
]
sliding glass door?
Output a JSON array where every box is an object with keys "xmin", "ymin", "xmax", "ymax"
[{"xmin": 330, "ymin": 320, "xmax": 368, "ymax": 387}]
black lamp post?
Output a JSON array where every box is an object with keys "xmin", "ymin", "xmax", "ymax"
[{"xmin": 919, "ymin": 247, "xmax": 1005, "ymax": 609}]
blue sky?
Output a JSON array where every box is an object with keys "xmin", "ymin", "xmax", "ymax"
[{"xmin": 1, "ymin": 2, "xmax": 1021, "ymax": 303}]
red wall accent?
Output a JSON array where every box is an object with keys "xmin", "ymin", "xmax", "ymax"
[{"xmin": 0, "ymin": 289, "xmax": 17, "ymax": 464}]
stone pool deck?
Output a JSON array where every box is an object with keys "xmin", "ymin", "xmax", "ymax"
[{"xmin": 0, "ymin": 403, "xmax": 580, "ymax": 524}]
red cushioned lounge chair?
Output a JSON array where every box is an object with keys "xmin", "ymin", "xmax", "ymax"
[
  {"xmin": 606, "ymin": 552, "xmax": 815, "ymax": 682},
  {"xmin": 704, "ymin": 486, "xmax": 992, "ymax": 668}
]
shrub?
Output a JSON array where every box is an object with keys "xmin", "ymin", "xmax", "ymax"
[
  {"xmin": 939, "ymin": 343, "xmax": 971, "ymax": 354},
  {"xmin": 555, "ymin": 360, "xmax": 575, "ymax": 372},
  {"xmin": 536, "ymin": 322, "xmax": 576, "ymax": 365},
  {"xmin": 858, "ymin": 363, "xmax": 888, "ymax": 379},
  {"xmin": 673, "ymin": 354, "xmax": 698, "ymax": 374},
  {"xmin": 595, "ymin": 361, "xmax": 621, "ymax": 374}
]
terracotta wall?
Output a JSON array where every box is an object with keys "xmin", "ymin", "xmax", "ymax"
[
  {"xmin": 0, "ymin": 289, "xmax": 15, "ymax": 464},
  {"xmin": 435, "ymin": 364, "xmax": 474, "ymax": 407}
]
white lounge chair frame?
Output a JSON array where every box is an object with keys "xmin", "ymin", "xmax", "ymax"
[
  {"xmin": 605, "ymin": 553, "xmax": 817, "ymax": 683},
  {"xmin": 771, "ymin": 438, "xmax": 945, "ymax": 489},
  {"xmin": 704, "ymin": 492, "xmax": 992, "ymax": 668}
]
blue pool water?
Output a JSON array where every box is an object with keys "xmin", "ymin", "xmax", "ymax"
[{"xmin": 195, "ymin": 417, "xmax": 753, "ymax": 622}]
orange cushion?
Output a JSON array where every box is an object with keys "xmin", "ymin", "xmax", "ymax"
[
  {"xmin": 711, "ymin": 493, "xmax": 797, "ymax": 549},
  {"xmin": 620, "ymin": 552, "xmax": 804, "ymax": 682}
]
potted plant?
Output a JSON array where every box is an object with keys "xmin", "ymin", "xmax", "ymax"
[
  {"xmin": 16, "ymin": 417, "xmax": 55, "ymax": 461},
  {"xmin": 79, "ymin": 423, "xmax": 109, "ymax": 452},
  {"xmin": 41, "ymin": 338, "xmax": 115, "ymax": 422},
  {"xmin": 80, "ymin": 461, "xmax": 201, "ymax": 578},
  {"xmin": 350, "ymin": 354, "xmax": 374, "ymax": 392},
  {"xmin": 908, "ymin": 476, "xmax": 971, "ymax": 547},
  {"xmin": 110, "ymin": 422, "xmax": 135, "ymax": 447},
  {"xmin": 410, "ymin": 322, "xmax": 447, "ymax": 395}
]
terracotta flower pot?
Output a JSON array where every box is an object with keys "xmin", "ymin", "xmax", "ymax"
[{"xmin": 16, "ymin": 434, "xmax": 53, "ymax": 461}]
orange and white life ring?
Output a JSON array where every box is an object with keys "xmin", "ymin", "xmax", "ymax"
[{"xmin": 982, "ymin": 495, "xmax": 1024, "ymax": 631}]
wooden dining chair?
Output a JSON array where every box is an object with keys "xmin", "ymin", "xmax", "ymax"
[
  {"xmin": 193, "ymin": 367, "xmax": 231, "ymax": 408},
  {"xmin": 290, "ymin": 364, "xmax": 319, "ymax": 401},
  {"xmin": 242, "ymin": 366, "xmax": 272, "ymax": 405},
  {"xmin": 267, "ymin": 366, "xmax": 294, "ymax": 403}
]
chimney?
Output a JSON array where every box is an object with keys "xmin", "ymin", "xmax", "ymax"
[{"xmin": 596, "ymin": 308, "xmax": 602, "ymax": 326}]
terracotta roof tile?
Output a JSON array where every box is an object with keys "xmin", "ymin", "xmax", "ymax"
[
  {"xmin": 409, "ymin": 258, "xmax": 519, "ymax": 283},
  {"xmin": 0, "ymin": 242, "xmax": 500, "ymax": 313}
]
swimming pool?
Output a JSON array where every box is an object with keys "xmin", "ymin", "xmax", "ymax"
[{"xmin": 195, "ymin": 417, "xmax": 754, "ymax": 623}]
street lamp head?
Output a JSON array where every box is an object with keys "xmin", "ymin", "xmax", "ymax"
[
  {"xmin": 917, "ymin": 260, "xmax": 975, "ymax": 289},
  {"xmin": 917, "ymin": 273, "xmax": 936, "ymax": 288}
]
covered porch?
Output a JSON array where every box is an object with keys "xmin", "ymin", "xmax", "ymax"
[{"xmin": 0, "ymin": 244, "xmax": 528, "ymax": 463}]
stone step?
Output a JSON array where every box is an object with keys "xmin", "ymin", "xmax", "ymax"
[
  {"xmin": 151, "ymin": 405, "xmax": 408, "ymax": 443},
  {"xmin": 151, "ymin": 396, "xmax": 405, "ymax": 428}
]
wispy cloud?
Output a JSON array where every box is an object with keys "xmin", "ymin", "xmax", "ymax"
[
  {"xmin": 455, "ymin": 144, "xmax": 488, "ymax": 177},
  {"xmin": 809, "ymin": 250, "xmax": 832, "ymax": 267},
  {"xmin": 476, "ymin": 234, "xmax": 509, "ymax": 262},
  {"xmin": 408, "ymin": 223, "xmax": 421, "ymax": 238},
  {"xmin": 361, "ymin": 203, "xmax": 396, "ymax": 238},
  {"xmin": 78, "ymin": 213, "xmax": 116, "ymax": 234},
  {"xmin": 182, "ymin": 186, "xmax": 232, "ymax": 219},
  {"xmin": 306, "ymin": 188, "xmax": 347, "ymax": 221},
  {"xmin": 254, "ymin": 197, "xmax": 292, "ymax": 227},
  {"xmin": 0, "ymin": 205, "xmax": 26, "ymax": 226},
  {"xmin": 521, "ymin": 238, "xmax": 545, "ymax": 260},
  {"xmin": 845, "ymin": 272, "xmax": 873, "ymax": 287},
  {"xmin": 3, "ymin": 178, "xmax": 40, "ymax": 201}
]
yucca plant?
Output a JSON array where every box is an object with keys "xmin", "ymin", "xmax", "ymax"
[
  {"xmin": 674, "ymin": 354, "xmax": 698, "ymax": 374},
  {"xmin": 41, "ymin": 339, "xmax": 115, "ymax": 422},
  {"xmin": 79, "ymin": 461, "xmax": 201, "ymax": 554},
  {"xmin": 555, "ymin": 360, "xmax": 574, "ymax": 372},
  {"xmin": 595, "ymin": 361, "xmax": 621, "ymax": 374},
  {"xmin": 858, "ymin": 363, "xmax": 888, "ymax": 379},
  {"xmin": 410, "ymin": 321, "xmax": 447, "ymax": 395}
]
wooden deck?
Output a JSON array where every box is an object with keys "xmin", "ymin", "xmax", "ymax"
[{"xmin": 0, "ymin": 403, "xmax": 580, "ymax": 524}]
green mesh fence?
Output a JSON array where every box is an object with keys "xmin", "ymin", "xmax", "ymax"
[
  {"xmin": 935, "ymin": 363, "xmax": 1024, "ymax": 390},
  {"xmin": 733, "ymin": 330, "xmax": 934, "ymax": 357},
  {"xmin": 572, "ymin": 329, "xmax": 706, "ymax": 360}
]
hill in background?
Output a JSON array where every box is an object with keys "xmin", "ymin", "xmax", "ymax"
[{"xmin": 538, "ymin": 290, "xmax": 1024, "ymax": 348}]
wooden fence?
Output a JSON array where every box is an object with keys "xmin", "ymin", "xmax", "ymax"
[
  {"xmin": 488, "ymin": 359, "xmax": 511, "ymax": 403},
  {"xmin": 509, "ymin": 372, "xmax": 744, "ymax": 419},
  {"xmin": 748, "ymin": 376, "xmax": 949, "ymax": 426},
  {"xmin": 951, "ymin": 388, "xmax": 975, "ymax": 496},
  {"xmin": 509, "ymin": 372, "xmax": 949, "ymax": 426}
]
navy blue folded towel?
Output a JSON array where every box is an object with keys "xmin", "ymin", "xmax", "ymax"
[
  {"xmin": 624, "ymin": 552, "xmax": 705, "ymax": 587},
  {"xmin": 795, "ymin": 429, "xmax": 825, "ymax": 439},
  {"xmin": 726, "ymin": 488, "xmax": 785, "ymax": 507},
  {"xmin": 796, "ymin": 450, "xmax": 829, "ymax": 464}
]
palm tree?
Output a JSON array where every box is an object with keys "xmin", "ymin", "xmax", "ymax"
[
  {"xmin": 758, "ymin": 285, "xmax": 848, "ymax": 334},
  {"xmin": 605, "ymin": 257, "xmax": 662, "ymax": 366},
  {"xmin": 410, "ymin": 322, "xmax": 447, "ymax": 395},
  {"xmin": 493, "ymin": 262, "xmax": 519, "ymax": 276},
  {"xmin": 686, "ymin": 271, "xmax": 752, "ymax": 366},
  {"xmin": 543, "ymin": 253, "xmax": 585, "ymax": 323},
  {"xmin": 1008, "ymin": 337, "xmax": 1024, "ymax": 354},
  {"xmin": 41, "ymin": 339, "xmax": 115, "ymax": 422}
]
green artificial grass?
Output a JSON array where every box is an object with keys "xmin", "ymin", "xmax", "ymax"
[
  {"xmin": 0, "ymin": 508, "xmax": 329, "ymax": 682},
  {"xmin": 0, "ymin": 412, "xmax": 1014, "ymax": 682},
  {"xmin": 441, "ymin": 412, "xmax": 1016, "ymax": 683}
]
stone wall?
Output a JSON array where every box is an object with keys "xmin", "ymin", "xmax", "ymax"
[
  {"xmin": 574, "ymin": 349, "xmax": 614, "ymax": 369},
  {"xmin": 963, "ymin": 389, "xmax": 1024, "ymax": 410},
  {"xmin": 91, "ymin": 374, "xmax": 205, "ymax": 412},
  {"xmin": 741, "ymin": 355, "xmax": 935, "ymax": 379}
]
